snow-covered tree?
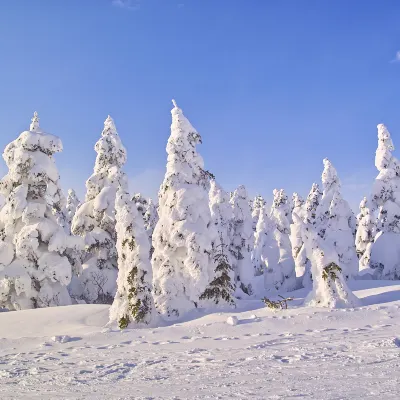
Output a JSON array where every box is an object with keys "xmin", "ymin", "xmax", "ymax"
[
  {"xmin": 369, "ymin": 124, "xmax": 400, "ymax": 279},
  {"xmin": 269, "ymin": 189, "xmax": 296, "ymax": 291},
  {"xmin": 294, "ymin": 213, "xmax": 360, "ymax": 308},
  {"xmin": 200, "ymin": 180, "xmax": 235, "ymax": 306},
  {"xmin": 109, "ymin": 189, "xmax": 156, "ymax": 329},
  {"xmin": 229, "ymin": 185, "xmax": 255, "ymax": 295},
  {"xmin": 71, "ymin": 115, "xmax": 127, "ymax": 304},
  {"xmin": 65, "ymin": 189, "xmax": 80, "ymax": 231},
  {"xmin": 304, "ymin": 183, "xmax": 322, "ymax": 225},
  {"xmin": 251, "ymin": 195, "xmax": 266, "ymax": 232},
  {"xmin": 133, "ymin": 194, "xmax": 158, "ymax": 257},
  {"xmin": 318, "ymin": 159, "xmax": 358, "ymax": 279},
  {"xmin": 252, "ymin": 203, "xmax": 280, "ymax": 293},
  {"xmin": 356, "ymin": 197, "xmax": 376, "ymax": 277},
  {"xmin": 151, "ymin": 100, "xmax": 214, "ymax": 320},
  {"xmin": 0, "ymin": 112, "xmax": 82, "ymax": 310}
]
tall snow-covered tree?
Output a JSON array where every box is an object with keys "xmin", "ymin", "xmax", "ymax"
[
  {"xmin": 304, "ymin": 183, "xmax": 322, "ymax": 225},
  {"xmin": 200, "ymin": 180, "xmax": 235, "ymax": 306},
  {"xmin": 230, "ymin": 185, "xmax": 255, "ymax": 296},
  {"xmin": 0, "ymin": 113, "xmax": 82, "ymax": 310},
  {"xmin": 251, "ymin": 195, "xmax": 266, "ymax": 232},
  {"xmin": 294, "ymin": 213, "xmax": 360, "ymax": 308},
  {"xmin": 269, "ymin": 189, "xmax": 296, "ymax": 291},
  {"xmin": 370, "ymin": 124, "xmax": 400, "ymax": 279},
  {"xmin": 356, "ymin": 197, "xmax": 376, "ymax": 277},
  {"xmin": 65, "ymin": 189, "xmax": 80, "ymax": 232},
  {"xmin": 71, "ymin": 115, "xmax": 127, "ymax": 304},
  {"xmin": 318, "ymin": 159, "xmax": 358, "ymax": 279},
  {"xmin": 151, "ymin": 100, "xmax": 214, "ymax": 320},
  {"xmin": 252, "ymin": 203, "xmax": 280, "ymax": 293},
  {"xmin": 109, "ymin": 189, "xmax": 156, "ymax": 329}
]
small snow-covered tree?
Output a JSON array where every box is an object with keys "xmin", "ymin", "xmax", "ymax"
[
  {"xmin": 356, "ymin": 197, "xmax": 376, "ymax": 277},
  {"xmin": 318, "ymin": 159, "xmax": 358, "ymax": 279},
  {"xmin": 65, "ymin": 189, "xmax": 80, "ymax": 231},
  {"xmin": 294, "ymin": 213, "xmax": 360, "ymax": 308},
  {"xmin": 71, "ymin": 115, "xmax": 127, "ymax": 304},
  {"xmin": 252, "ymin": 203, "xmax": 281, "ymax": 293},
  {"xmin": 0, "ymin": 113, "xmax": 82, "ymax": 310},
  {"xmin": 132, "ymin": 193, "xmax": 148, "ymax": 218},
  {"xmin": 304, "ymin": 183, "xmax": 322, "ymax": 225},
  {"xmin": 369, "ymin": 124, "xmax": 400, "ymax": 279},
  {"xmin": 269, "ymin": 189, "xmax": 296, "ymax": 291},
  {"xmin": 151, "ymin": 100, "xmax": 214, "ymax": 320},
  {"xmin": 251, "ymin": 195, "xmax": 266, "ymax": 232},
  {"xmin": 200, "ymin": 180, "xmax": 235, "ymax": 306},
  {"xmin": 109, "ymin": 189, "xmax": 156, "ymax": 329},
  {"xmin": 229, "ymin": 185, "xmax": 255, "ymax": 295}
]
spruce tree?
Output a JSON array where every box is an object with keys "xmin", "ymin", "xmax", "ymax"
[
  {"xmin": 109, "ymin": 189, "xmax": 156, "ymax": 328},
  {"xmin": 151, "ymin": 100, "xmax": 214, "ymax": 320},
  {"xmin": 370, "ymin": 124, "xmax": 400, "ymax": 279},
  {"xmin": 0, "ymin": 113, "xmax": 81, "ymax": 310},
  {"xmin": 229, "ymin": 185, "xmax": 255, "ymax": 296},
  {"xmin": 252, "ymin": 203, "xmax": 281, "ymax": 293},
  {"xmin": 293, "ymin": 213, "xmax": 360, "ymax": 308},
  {"xmin": 71, "ymin": 115, "xmax": 127, "ymax": 304},
  {"xmin": 200, "ymin": 180, "xmax": 235, "ymax": 306},
  {"xmin": 318, "ymin": 159, "xmax": 358, "ymax": 279},
  {"xmin": 356, "ymin": 197, "xmax": 376, "ymax": 277},
  {"xmin": 65, "ymin": 189, "xmax": 80, "ymax": 232},
  {"xmin": 251, "ymin": 195, "xmax": 266, "ymax": 232},
  {"xmin": 269, "ymin": 189, "xmax": 296, "ymax": 291}
]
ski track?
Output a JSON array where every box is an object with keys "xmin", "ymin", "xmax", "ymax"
[{"xmin": 1, "ymin": 284, "xmax": 400, "ymax": 399}]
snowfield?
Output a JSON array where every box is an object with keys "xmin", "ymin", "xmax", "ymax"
[{"xmin": 1, "ymin": 281, "xmax": 400, "ymax": 399}]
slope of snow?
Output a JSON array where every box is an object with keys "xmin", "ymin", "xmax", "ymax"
[{"xmin": 1, "ymin": 281, "xmax": 400, "ymax": 399}]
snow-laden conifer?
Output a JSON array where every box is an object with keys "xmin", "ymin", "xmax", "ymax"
[
  {"xmin": 151, "ymin": 100, "xmax": 214, "ymax": 320},
  {"xmin": 71, "ymin": 115, "xmax": 127, "ymax": 304},
  {"xmin": 200, "ymin": 180, "xmax": 235, "ymax": 306},
  {"xmin": 251, "ymin": 195, "xmax": 266, "ymax": 232},
  {"xmin": 65, "ymin": 189, "xmax": 80, "ymax": 231},
  {"xmin": 0, "ymin": 113, "xmax": 82, "ymax": 310},
  {"xmin": 304, "ymin": 183, "xmax": 322, "ymax": 225},
  {"xmin": 132, "ymin": 193, "xmax": 148, "ymax": 218},
  {"xmin": 252, "ymin": 203, "xmax": 280, "ymax": 292},
  {"xmin": 369, "ymin": 124, "xmax": 400, "ymax": 279},
  {"xmin": 356, "ymin": 197, "xmax": 376, "ymax": 277},
  {"xmin": 318, "ymin": 159, "xmax": 358, "ymax": 279},
  {"xmin": 269, "ymin": 189, "xmax": 296, "ymax": 291},
  {"xmin": 294, "ymin": 213, "xmax": 360, "ymax": 308},
  {"xmin": 109, "ymin": 189, "xmax": 156, "ymax": 328},
  {"xmin": 229, "ymin": 185, "xmax": 255, "ymax": 295}
]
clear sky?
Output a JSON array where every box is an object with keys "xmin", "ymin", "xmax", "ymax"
[{"xmin": 1, "ymin": 0, "xmax": 400, "ymax": 209}]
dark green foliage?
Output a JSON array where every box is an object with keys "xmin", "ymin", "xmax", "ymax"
[{"xmin": 322, "ymin": 262, "xmax": 342, "ymax": 282}]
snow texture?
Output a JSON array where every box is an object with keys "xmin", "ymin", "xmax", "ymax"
[{"xmin": 151, "ymin": 100, "xmax": 214, "ymax": 321}]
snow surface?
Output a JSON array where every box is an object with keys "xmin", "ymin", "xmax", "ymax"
[{"xmin": 1, "ymin": 280, "xmax": 400, "ymax": 399}]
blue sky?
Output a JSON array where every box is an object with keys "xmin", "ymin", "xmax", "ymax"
[{"xmin": 1, "ymin": 0, "xmax": 400, "ymax": 209}]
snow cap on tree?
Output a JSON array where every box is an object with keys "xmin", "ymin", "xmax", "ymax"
[
  {"xmin": 151, "ymin": 100, "xmax": 214, "ymax": 320},
  {"xmin": 109, "ymin": 189, "xmax": 157, "ymax": 328}
]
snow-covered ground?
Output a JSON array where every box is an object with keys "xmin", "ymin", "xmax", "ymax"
[{"xmin": 1, "ymin": 281, "xmax": 400, "ymax": 399}]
